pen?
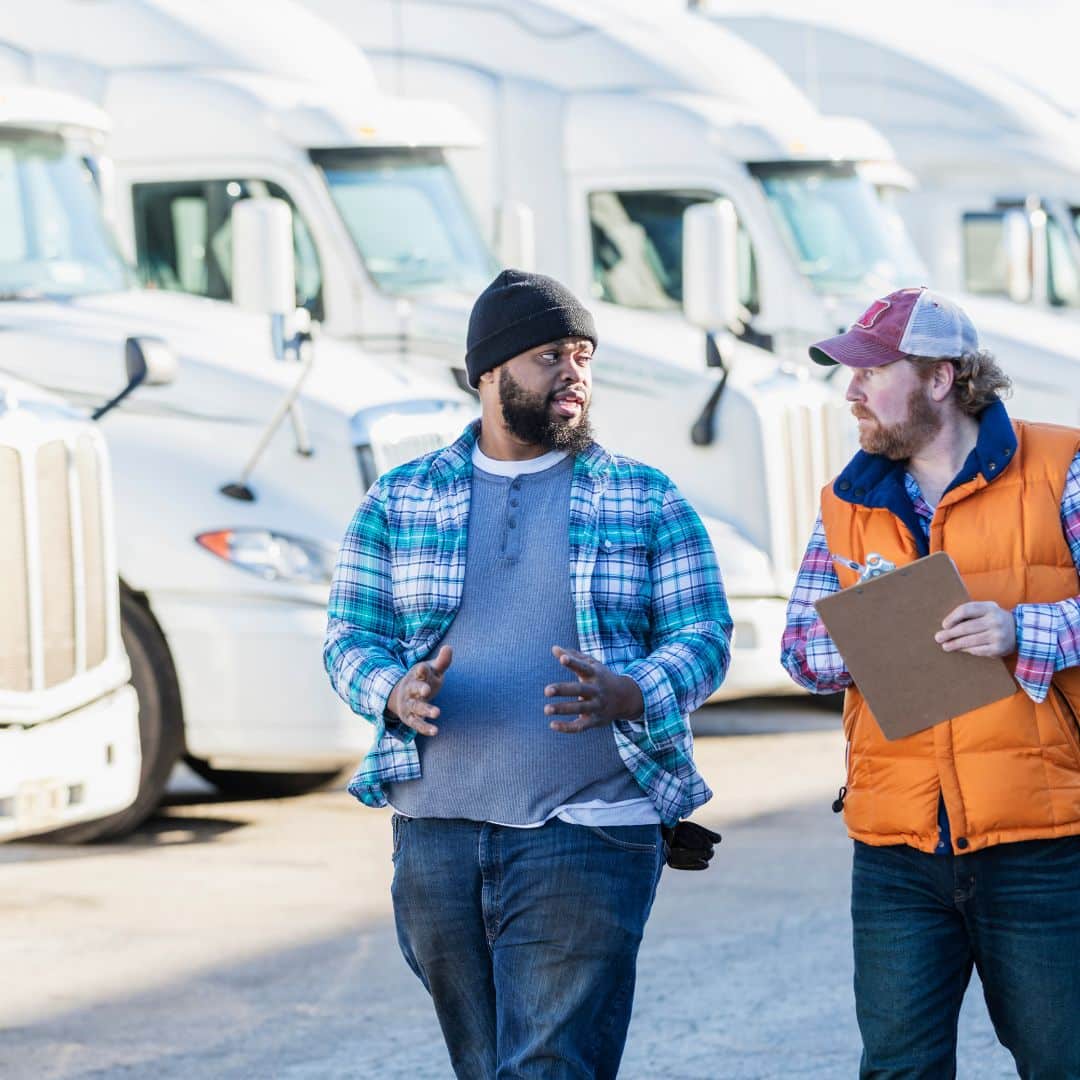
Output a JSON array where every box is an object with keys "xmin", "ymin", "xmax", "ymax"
[
  {"xmin": 832, "ymin": 553, "xmax": 864, "ymax": 574},
  {"xmin": 831, "ymin": 552, "xmax": 896, "ymax": 581}
]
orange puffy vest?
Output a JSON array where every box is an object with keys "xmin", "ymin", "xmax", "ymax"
[{"xmin": 820, "ymin": 421, "xmax": 1080, "ymax": 854}]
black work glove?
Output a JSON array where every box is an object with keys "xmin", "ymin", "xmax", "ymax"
[{"xmin": 661, "ymin": 820, "xmax": 722, "ymax": 871}]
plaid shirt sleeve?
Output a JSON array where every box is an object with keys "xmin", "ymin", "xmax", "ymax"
[
  {"xmin": 1012, "ymin": 449, "xmax": 1080, "ymax": 703},
  {"xmin": 323, "ymin": 484, "xmax": 409, "ymax": 732},
  {"xmin": 780, "ymin": 513, "xmax": 854, "ymax": 694},
  {"xmin": 619, "ymin": 484, "xmax": 732, "ymax": 753}
]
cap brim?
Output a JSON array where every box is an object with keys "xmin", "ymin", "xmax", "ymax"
[{"xmin": 809, "ymin": 329, "xmax": 907, "ymax": 369}]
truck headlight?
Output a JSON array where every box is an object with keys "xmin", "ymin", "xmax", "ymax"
[{"xmin": 196, "ymin": 529, "xmax": 337, "ymax": 585}]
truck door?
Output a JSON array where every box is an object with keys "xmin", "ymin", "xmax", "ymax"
[{"xmin": 131, "ymin": 178, "xmax": 324, "ymax": 321}]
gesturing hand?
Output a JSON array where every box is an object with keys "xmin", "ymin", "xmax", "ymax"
[
  {"xmin": 387, "ymin": 645, "xmax": 453, "ymax": 736},
  {"xmin": 935, "ymin": 602, "xmax": 1016, "ymax": 658},
  {"xmin": 544, "ymin": 645, "xmax": 645, "ymax": 733}
]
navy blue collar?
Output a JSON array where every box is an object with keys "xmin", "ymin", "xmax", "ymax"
[{"xmin": 831, "ymin": 399, "xmax": 1017, "ymax": 554}]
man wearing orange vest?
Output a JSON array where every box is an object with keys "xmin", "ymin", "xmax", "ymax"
[{"xmin": 782, "ymin": 286, "xmax": 1080, "ymax": 1078}]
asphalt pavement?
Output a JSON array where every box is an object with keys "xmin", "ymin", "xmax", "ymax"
[{"xmin": 1, "ymin": 700, "xmax": 1017, "ymax": 1079}]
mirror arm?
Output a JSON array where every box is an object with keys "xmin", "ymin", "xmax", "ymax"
[
  {"xmin": 288, "ymin": 398, "xmax": 313, "ymax": 457},
  {"xmin": 283, "ymin": 323, "xmax": 314, "ymax": 455},
  {"xmin": 91, "ymin": 369, "xmax": 145, "ymax": 422},
  {"xmin": 691, "ymin": 332, "xmax": 729, "ymax": 446},
  {"xmin": 220, "ymin": 345, "xmax": 316, "ymax": 501},
  {"xmin": 737, "ymin": 321, "xmax": 774, "ymax": 352}
]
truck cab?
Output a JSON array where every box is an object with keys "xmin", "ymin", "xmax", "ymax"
[
  {"xmin": 0, "ymin": 82, "xmax": 472, "ymax": 827},
  {"xmin": 713, "ymin": 14, "xmax": 1080, "ymax": 323},
  {"xmin": 0, "ymin": 0, "xmax": 854, "ymax": 698}
]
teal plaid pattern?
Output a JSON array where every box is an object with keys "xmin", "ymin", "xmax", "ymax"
[{"xmin": 324, "ymin": 421, "xmax": 731, "ymax": 826}]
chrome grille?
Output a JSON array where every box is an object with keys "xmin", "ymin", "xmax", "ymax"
[
  {"xmin": 76, "ymin": 435, "xmax": 107, "ymax": 671},
  {"xmin": 774, "ymin": 398, "xmax": 856, "ymax": 579},
  {"xmin": 369, "ymin": 430, "xmax": 454, "ymax": 478},
  {"xmin": 353, "ymin": 405, "xmax": 463, "ymax": 488},
  {"xmin": 38, "ymin": 440, "xmax": 76, "ymax": 687},
  {"xmin": 0, "ymin": 433, "xmax": 112, "ymax": 693},
  {"xmin": 0, "ymin": 447, "xmax": 30, "ymax": 692}
]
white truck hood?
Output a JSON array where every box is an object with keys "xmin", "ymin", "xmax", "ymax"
[{"xmin": 0, "ymin": 289, "xmax": 468, "ymax": 421}]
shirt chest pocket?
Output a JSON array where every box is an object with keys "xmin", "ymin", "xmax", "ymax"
[
  {"xmin": 391, "ymin": 542, "xmax": 454, "ymax": 620},
  {"xmin": 592, "ymin": 528, "xmax": 651, "ymax": 617}
]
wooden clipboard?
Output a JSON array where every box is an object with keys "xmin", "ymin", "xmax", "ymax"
[{"xmin": 814, "ymin": 552, "xmax": 1018, "ymax": 740}]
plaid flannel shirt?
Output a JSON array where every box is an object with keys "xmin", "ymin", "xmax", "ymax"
[
  {"xmin": 782, "ymin": 451, "xmax": 1080, "ymax": 703},
  {"xmin": 324, "ymin": 422, "xmax": 731, "ymax": 827}
]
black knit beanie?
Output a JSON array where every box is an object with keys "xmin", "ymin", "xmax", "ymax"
[{"xmin": 465, "ymin": 269, "xmax": 597, "ymax": 388}]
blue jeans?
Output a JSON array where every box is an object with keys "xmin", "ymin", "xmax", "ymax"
[
  {"xmin": 390, "ymin": 815, "xmax": 664, "ymax": 1079},
  {"xmin": 851, "ymin": 837, "xmax": 1080, "ymax": 1079}
]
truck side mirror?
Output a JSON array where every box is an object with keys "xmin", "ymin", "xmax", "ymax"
[
  {"xmin": 495, "ymin": 201, "xmax": 536, "ymax": 271},
  {"xmin": 126, "ymin": 336, "xmax": 177, "ymax": 387},
  {"xmin": 92, "ymin": 336, "xmax": 177, "ymax": 421},
  {"xmin": 683, "ymin": 200, "xmax": 739, "ymax": 331},
  {"xmin": 231, "ymin": 197, "xmax": 297, "ymax": 318},
  {"xmin": 1003, "ymin": 208, "xmax": 1033, "ymax": 304}
]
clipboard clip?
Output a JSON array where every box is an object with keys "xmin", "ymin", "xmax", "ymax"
[{"xmin": 832, "ymin": 551, "xmax": 896, "ymax": 582}]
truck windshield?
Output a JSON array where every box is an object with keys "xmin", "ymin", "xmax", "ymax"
[
  {"xmin": 313, "ymin": 147, "xmax": 494, "ymax": 295},
  {"xmin": 0, "ymin": 130, "xmax": 129, "ymax": 298},
  {"xmin": 749, "ymin": 162, "xmax": 924, "ymax": 295}
]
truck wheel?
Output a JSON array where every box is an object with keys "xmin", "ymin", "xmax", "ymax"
[
  {"xmin": 183, "ymin": 761, "xmax": 344, "ymax": 799},
  {"xmin": 44, "ymin": 589, "xmax": 184, "ymax": 843}
]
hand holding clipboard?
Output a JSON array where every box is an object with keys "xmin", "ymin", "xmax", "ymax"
[{"xmin": 814, "ymin": 552, "xmax": 1018, "ymax": 740}]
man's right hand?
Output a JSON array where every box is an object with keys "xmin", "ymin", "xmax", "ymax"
[{"xmin": 386, "ymin": 646, "xmax": 453, "ymax": 736}]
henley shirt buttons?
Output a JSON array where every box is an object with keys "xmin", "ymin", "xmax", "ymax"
[
  {"xmin": 838, "ymin": 480, "xmax": 851, "ymax": 492},
  {"xmin": 956, "ymin": 837, "xmax": 970, "ymax": 850}
]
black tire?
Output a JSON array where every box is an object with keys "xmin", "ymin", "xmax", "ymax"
[
  {"xmin": 44, "ymin": 588, "xmax": 184, "ymax": 843},
  {"xmin": 182, "ymin": 759, "xmax": 345, "ymax": 800}
]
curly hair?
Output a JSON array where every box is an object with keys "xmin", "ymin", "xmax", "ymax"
[{"xmin": 910, "ymin": 349, "xmax": 1012, "ymax": 417}]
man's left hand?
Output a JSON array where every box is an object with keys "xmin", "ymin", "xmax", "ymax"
[
  {"xmin": 936, "ymin": 601, "xmax": 1016, "ymax": 657},
  {"xmin": 544, "ymin": 645, "xmax": 645, "ymax": 732}
]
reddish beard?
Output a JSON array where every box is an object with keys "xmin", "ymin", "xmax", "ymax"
[{"xmin": 855, "ymin": 383, "xmax": 942, "ymax": 460}]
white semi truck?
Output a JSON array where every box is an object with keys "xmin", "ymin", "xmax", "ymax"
[
  {"xmin": 320, "ymin": 0, "xmax": 1080, "ymax": 426},
  {"xmin": 0, "ymin": 346, "xmax": 173, "ymax": 842},
  {"xmin": 0, "ymin": 84, "xmax": 472, "ymax": 833},
  {"xmin": 1, "ymin": 0, "xmax": 859, "ymax": 699},
  {"xmin": 711, "ymin": 13, "xmax": 1080, "ymax": 321},
  {"xmin": 14, "ymin": 2, "xmax": 1078, "ymax": 705},
  {"xmin": 297, "ymin": 0, "xmax": 1080, "ymax": 555}
]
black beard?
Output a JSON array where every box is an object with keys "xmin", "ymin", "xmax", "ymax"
[{"xmin": 497, "ymin": 367, "xmax": 594, "ymax": 453}]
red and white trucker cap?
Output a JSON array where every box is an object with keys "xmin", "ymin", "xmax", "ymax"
[{"xmin": 810, "ymin": 287, "xmax": 979, "ymax": 368}]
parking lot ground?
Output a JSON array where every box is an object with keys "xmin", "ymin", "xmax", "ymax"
[{"xmin": 1, "ymin": 701, "xmax": 1015, "ymax": 1079}]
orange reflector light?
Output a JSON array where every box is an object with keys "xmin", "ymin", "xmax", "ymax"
[{"xmin": 196, "ymin": 530, "xmax": 234, "ymax": 559}]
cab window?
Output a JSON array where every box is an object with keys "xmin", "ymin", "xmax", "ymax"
[
  {"xmin": 588, "ymin": 189, "xmax": 759, "ymax": 314},
  {"xmin": 132, "ymin": 179, "xmax": 324, "ymax": 319}
]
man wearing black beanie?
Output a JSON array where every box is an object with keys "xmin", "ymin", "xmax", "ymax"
[
  {"xmin": 462, "ymin": 268, "xmax": 600, "ymax": 454},
  {"xmin": 465, "ymin": 268, "xmax": 598, "ymax": 389},
  {"xmin": 326, "ymin": 269, "xmax": 731, "ymax": 1078}
]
